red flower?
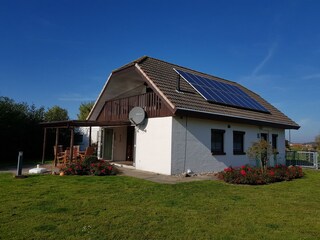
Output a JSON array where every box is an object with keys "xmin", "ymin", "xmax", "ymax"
[
  {"xmin": 269, "ymin": 171, "xmax": 275, "ymax": 176},
  {"xmin": 107, "ymin": 166, "xmax": 113, "ymax": 171},
  {"xmin": 240, "ymin": 170, "xmax": 246, "ymax": 176},
  {"xmin": 241, "ymin": 165, "xmax": 246, "ymax": 169},
  {"xmin": 224, "ymin": 167, "xmax": 232, "ymax": 172}
]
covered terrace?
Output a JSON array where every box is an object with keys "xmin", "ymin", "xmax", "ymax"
[{"xmin": 40, "ymin": 120, "xmax": 129, "ymax": 166}]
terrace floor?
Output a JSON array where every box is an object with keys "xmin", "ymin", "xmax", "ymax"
[{"xmin": 0, "ymin": 163, "xmax": 218, "ymax": 184}]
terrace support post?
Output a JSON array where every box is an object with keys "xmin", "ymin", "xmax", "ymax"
[
  {"xmin": 69, "ymin": 127, "xmax": 74, "ymax": 162},
  {"xmin": 42, "ymin": 128, "xmax": 47, "ymax": 164},
  {"xmin": 89, "ymin": 127, "xmax": 92, "ymax": 147},
  {"xmin": 54, "ymin": 128, "xmax": 59, "ymax": 167}
]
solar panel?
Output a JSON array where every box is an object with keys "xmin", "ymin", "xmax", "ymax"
[{"xmin": 174, "ymin": 68, "xmax": 269, "ymax": 113}]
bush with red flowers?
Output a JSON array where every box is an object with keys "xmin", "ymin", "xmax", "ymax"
[
  {"xmin": 218, "ymin": 165, "xmax": 304, "ymax": 185},
  {"xmin": 89, "ymin": 161, "xmax": 116, "ymax": 176},
  {"xmin": 60, "ymin": 157, "xmax": 118, "ymax": 176}
]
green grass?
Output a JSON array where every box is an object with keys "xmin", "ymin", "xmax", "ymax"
[{"xmin": 0, "ymin": 170, "xmax": 320, "ymax": 240}]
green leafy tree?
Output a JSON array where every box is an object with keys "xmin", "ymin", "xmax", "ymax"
[
  {"xmin": 0, "ymin": 96, "xmax": 45, "ymax": 163},
  {"xmin": 77, "ymin": 101, "xmax": 94, "ymax": 120},
  {"xmin": 44, "ymin": 105, "xmax": 69, "ymax": 122}
]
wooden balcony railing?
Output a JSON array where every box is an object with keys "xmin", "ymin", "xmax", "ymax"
[{"xmin": 97, "ymin": 92, "xmax": 172, "ymax": 122}]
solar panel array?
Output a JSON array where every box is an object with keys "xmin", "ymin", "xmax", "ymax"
[{"xmin": 174, "ymin": 69, "xmax": 269, "ymax": 113}]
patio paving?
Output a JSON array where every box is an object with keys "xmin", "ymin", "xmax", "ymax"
[
  {"xmin": 0, "ymin": 163, "xmax": 218, "ymax": 184},
  {"xmin": 116, "ymin": 166, "xmax": 217, "ymax": 184}
]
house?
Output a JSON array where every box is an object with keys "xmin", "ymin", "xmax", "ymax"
[{"xmin": 87, "ymin": 56, "xmax": 299, "ymax": 175}]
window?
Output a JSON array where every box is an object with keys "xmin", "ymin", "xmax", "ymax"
[
  {"xmin": 272, "ymin": 134, "xmax": 278, "ymax": 153},
  {"xmin": 233, "ymin": 131, "xmax": 245, "ymax": 155},
  {"xmin": 261, "ymin": 133, "xmax": 268, "ymax": 141},
  {"xmin": 211, "ymin": 129, "xmax": 225, "ymax": 155}
]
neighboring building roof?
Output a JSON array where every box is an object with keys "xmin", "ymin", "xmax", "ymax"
[{"xmin": 90, "ymin": 56, "xmax": 300, "ymax": 129}]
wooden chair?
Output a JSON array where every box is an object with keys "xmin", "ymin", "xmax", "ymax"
[
  {"xmin": 53, "ymin": 145, "xmax": 65, "ymax": 164},
  {"xmin": 79, "ymin": 146, "xmax": 95, "ymax": 161},
  {"xmin": 63, "ymin": 146, "xmax": 80, "ymax": 163},
  {"xmin": 73, "ymin": 145, "xmax": 80, "ymax": 160}
]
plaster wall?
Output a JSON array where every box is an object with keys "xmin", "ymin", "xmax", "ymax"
[
  {"xmin": 78, "ymin": 126, "xmax": 99, "ymax": 151},
  {"xmin": 135, "ymin": 117, "xmax": 172, "ymax": 175},
  {"xmin": 171, "ymin": 117, "xmax": 285, "ymax": 174}
]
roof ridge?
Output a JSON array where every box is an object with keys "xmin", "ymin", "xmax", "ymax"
[
  {"xmin": 112, "ymin": 55, "xmax": 148, "ymax": 73},
  {"xmin": 141, "ymin": 56, "xmax": 238, "ymax": 85},
  {"xmin": 113, "ymin": 55, "xmax": 234, "ymax": 86}
]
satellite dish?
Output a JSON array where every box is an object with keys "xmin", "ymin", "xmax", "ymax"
[{"xmin": 129, "ymin": 107, "xmax": 145, "ymax": 125}]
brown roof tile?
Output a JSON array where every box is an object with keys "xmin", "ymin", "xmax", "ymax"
[{"xmin": 136, "ymin": 56, "xmax": 299, "ymax": 129}]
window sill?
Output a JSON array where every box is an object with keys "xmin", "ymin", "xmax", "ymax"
[
  {"xmin": 212, "ymin": 152, "xmax": 226, "ymax": 156},
  {"xmin": 233, "ymin": 152, "xmax": 246, "ymax": 155}
]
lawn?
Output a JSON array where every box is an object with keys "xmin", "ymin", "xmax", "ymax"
[{"xmin": 0, "ymin": 170, "xmax": 320, "ymax": 240}]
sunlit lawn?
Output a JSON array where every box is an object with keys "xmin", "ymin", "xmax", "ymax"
[{"xmin": 0, "ymin": 169, "xmax": 320, "ymax": 240}]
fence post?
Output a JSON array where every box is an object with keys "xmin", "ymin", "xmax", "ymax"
[{"xmin": 315, "ymin": 152, "xmax": 319, "ymax": 170}]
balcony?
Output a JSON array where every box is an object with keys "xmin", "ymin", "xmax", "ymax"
[{"xmin": 97, "ymin": 92, "xmax": 172, "ymax": 123}]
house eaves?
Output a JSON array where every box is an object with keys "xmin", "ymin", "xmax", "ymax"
[{"xmin": 174, "ymin": 107, "xmax": 300, "ymax": 130}]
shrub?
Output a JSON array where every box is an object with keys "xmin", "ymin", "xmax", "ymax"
[
  {"xmin": 82, "ymin": 156, "xmax": 99, "ymax": 167},
  {"xmin": 60, "ymin": 159, "xmax": 118, "ymax": 176},
  {"xmin": 61, "ymin": 161, "xmax": 89, "ymax": 176},
  {"xmin": 246, "ymin": 139, "xmax": 274, "ymax": 171},
  {"xmin": 218, "ymin": 165, "xmax": 303, "ymax": 185},
  {"xmin": 89, "ymin": 161, "xmax": 118, "ymax": 176}
]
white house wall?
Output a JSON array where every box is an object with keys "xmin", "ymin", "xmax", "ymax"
[
  {"xmin": 96, "ymin": 116, "xmax": 285, "ymax": 175},
  {"xmin": 78, "ymin": 127, "xmax": 100, "ymax": 151},
  {"xmin": 135, "ymin": 117, "xmax": 172, "ymax": 175},
  {"xmin": 171, "ymin": 116, "xmax": 285, "ymax": 174}
]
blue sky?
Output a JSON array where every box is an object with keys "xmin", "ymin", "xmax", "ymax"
[{"xmin": 0, "ymin": 0, "xmax": 319, "ymax": 143}]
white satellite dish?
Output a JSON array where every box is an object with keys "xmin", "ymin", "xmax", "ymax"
[{"xmin": 129, "ymin": 107, "xmax": 145, "ymax": 125}]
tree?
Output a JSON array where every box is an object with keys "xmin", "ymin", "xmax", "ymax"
[
  {"xmin": 315, "ymin": 134, "xmax": 320, "ymax": 150},
  {"xmin": 247, "ymin": 139, "xmax": 274, "ymax": 171},
  {"xmin": 0, "ymin": 96, "xmax": 45, "ymax": 163},
  {"xmin": 77, "ymin": 101, "xmax": 94, "ymax": 120},
  {"xmin": 44, "ymin": 105, "xmax": 69, "ymax": 122}
]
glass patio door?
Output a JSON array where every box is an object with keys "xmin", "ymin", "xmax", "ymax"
[{"xmin": 103, "ymin": 128, "xmax": 113, "ymax": 160}]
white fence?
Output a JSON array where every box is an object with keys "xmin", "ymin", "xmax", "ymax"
[{"xmin": 286, "ymin": 151, "xmax": 319, "ymax": 169}]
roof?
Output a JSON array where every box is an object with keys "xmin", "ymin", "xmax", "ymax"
[{"xmin": 90, "ymin": 56, "xmax": 300, "ymax": 129}]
